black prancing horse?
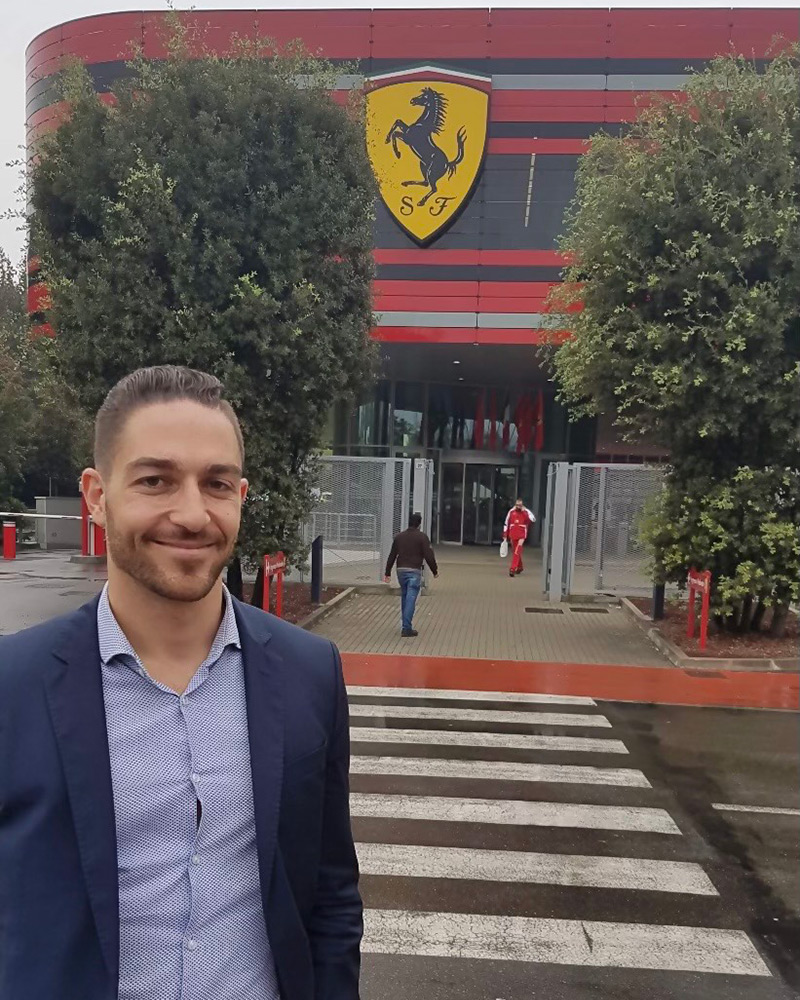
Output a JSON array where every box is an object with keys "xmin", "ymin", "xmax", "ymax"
[{"xmin": 385, "ymin": 87, "xmax": 467, "ymax": 207}]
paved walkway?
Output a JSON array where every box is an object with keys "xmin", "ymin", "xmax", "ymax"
[{"xmin": 314, "ymin": 547, "xmax": 670, "ymax": 667}]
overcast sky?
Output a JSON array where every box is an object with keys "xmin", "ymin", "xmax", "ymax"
[{"xmin": 3, "ymin": 0, "xmax": 797, "ymax": 264}]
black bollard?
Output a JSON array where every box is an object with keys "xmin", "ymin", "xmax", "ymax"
[
  {"xmin": 311, "ymin": 535, "xmax": 323, "ymax": 605},
  {"xmin": 652, "ymin": 582, "xmax": 665, "ymax": 621}
]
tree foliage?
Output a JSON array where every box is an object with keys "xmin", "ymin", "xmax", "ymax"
[
  {"xmin": 0, "ymin": 253, "xmax": 90, "ymax": 511},
  {"xmin": 30, "ymin": 24, "xmax": 377, "ymax": 571},
  {"xmin": 546, "ymin": 50, "xmax": 800, "ymax": 632}
]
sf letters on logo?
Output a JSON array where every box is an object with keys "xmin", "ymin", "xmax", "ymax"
[{"xmin": 400, "ymin": 195, "xmax": 457, "ymax": 217}]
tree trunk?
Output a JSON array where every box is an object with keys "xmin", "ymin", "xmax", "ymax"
[
  {"xmin": 770, "ymin": 602, "xmax": 790, "ymax": 638},
  {"xmin": 251, "ymin": 565, "xmax": 265, "ymax": 608},
  {"xmin": 737, "ymin": 596, "xmax": 754, "ymax": 633},
  {"xmin": 750, "ymin": 600, "xmax": 767, "ymax": 633},
  {"xmin": 226, "ymin": 558, "xmax": 243, "ymax": 600}
]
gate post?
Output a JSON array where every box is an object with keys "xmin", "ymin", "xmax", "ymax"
[
  {"xmin": 379, "ymin": 462, "xmax": 395, "ymax": 583},
  {"xmin": 311, "ymin": 535, "xmax": 323, "ymax": 604},
  {"xmin": 594, "ymin": 465, "xmax": 608, "ymax": 590},
  {"xmin": 412, "ymin": 459, "xmax": 430, "ymax": 535},
  {"xmin": 546, "ymin": 463, "xmax": 570, "ymax": 603}
]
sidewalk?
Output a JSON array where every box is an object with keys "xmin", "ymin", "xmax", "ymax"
[
  {"xmin": 313, "ymin": 547, "xmax": 670, "ymax": 667},
  {"xmin": 0, "ymin": 550, "xmax": 106, "ymax": 635}
]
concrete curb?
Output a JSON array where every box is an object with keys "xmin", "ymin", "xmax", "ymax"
[
  {"xmin": 69, "ymin": 555, "xmax": 107, "ymax": 566},
  {"xmin": 299, "ymin": 587, "xmax": 356, "ymax": 631},
  {"xmin": 620, "ymin": 597, "xmax": 800, "ymax": 673}
]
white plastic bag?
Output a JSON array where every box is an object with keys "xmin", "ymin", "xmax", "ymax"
[{"xmin": 499, "ymin": 539, "xmax": 509, "ymax": 558}]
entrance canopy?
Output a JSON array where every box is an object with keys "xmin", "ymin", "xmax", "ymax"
[{"xmin": 378, "ymin": 342, "xmax": 549, "ymax": 389}]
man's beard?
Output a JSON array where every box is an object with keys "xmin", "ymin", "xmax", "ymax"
[{"xmin": 104, "ymin": 510, "xmax": 235, "ymax": 603}]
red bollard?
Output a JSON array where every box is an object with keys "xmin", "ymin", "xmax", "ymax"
[
  {"xmin": 92, "ymin": 521, "xmax": 107, "ymax": 557},
  {"xmin": 80, "ymin": 492, "xmax": 90, "ymax": 556},
  {"xmin": 3, "ymin": 521, "xmax": 17, "ymax": 560}
]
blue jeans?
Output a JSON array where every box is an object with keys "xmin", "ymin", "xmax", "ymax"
[{"xmin": 396, "ymin": 569, "xmax": 422, "ymax": 631}]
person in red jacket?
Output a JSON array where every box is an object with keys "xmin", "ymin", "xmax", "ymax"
[{"xmin": 503, "ymin": 498, "xmax": 535, "ymax": 577}]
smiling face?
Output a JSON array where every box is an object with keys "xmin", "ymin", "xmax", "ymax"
[{"xmin": 82, "ymin": 400, "xmax": 248, "ymax": 603}]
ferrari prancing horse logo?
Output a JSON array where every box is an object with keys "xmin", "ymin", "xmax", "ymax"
[{"xmin": 366, "ymin": 68, "xmax": 490, "ymax": 245}]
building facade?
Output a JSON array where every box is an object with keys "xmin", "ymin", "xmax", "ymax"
[{"xmin": 25, "ymin": 7, "xmax": 798, "ymax": 542}]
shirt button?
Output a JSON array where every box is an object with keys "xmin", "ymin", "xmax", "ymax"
[
  {"xmin": 186, "ymin": 938, "xmax": 198, "ymax": 951},
  {"xmin": 180, "ymin": 695, "xmax": 188, "ymax": 706},
  {"xmin": 191, "ymin": 772, "xmax": 200, "ymax": 783},
  {"xmin": 192, "ymin": 854, "xmax": 200, "ymax": 865}
]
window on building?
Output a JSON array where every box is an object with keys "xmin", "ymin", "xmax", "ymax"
[
  {"xmin": 351, "ymin": 381, "xmax": 390, "ymax": 448},
  {"xmin": 393, "ymin": 381, "xmax": 425, "ymax": 448}
]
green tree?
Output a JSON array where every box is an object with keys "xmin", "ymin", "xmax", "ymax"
[
  {"xmin": 0, "ymin": 252, "xmax": 90, "ymax": 512},
  {"xmin": 0, "ymin": 254, "xmax": 31, "ymax": 509},
  {"xmin": 545, "ymin": 50, "xmax": 800, "ymax": 634},
  {"xmin": 30, "ymin": 26, "xmax": 377, "ymax": 590}
]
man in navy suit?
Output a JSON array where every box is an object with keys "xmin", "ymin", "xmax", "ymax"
[{"xmin": 0, "ymin": 366, "xmax": 362, "ymax": 1000}]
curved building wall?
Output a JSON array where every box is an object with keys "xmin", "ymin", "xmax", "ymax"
[{"xmin": 26, "ymin": 7, "xmax": 799, "ymax": 348}]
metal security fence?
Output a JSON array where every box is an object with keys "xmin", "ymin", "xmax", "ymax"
[
  {"xmin": 543, "ymin": 462, "xmax": 665, "ymax": 600},
  {"xmin": 302, "ymin": 457, "xmax": 417, "ymax": 585}
]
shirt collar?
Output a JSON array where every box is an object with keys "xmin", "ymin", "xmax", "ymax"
[{"xmin": 97, "ymin": 583, "xmax": 241, "ymax": 668}]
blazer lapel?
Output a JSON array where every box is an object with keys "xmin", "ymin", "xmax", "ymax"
[
  {"xmin": 235, "ymin": 600, "xmax": 285, "ymax": 910},
  {"xmin": 44, "ymin": 596, "xmax": 119, "ymax": 985}
]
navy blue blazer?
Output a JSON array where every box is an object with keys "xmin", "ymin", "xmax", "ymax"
[{"xmin": 0, "ymin": 595, "xmax": 362, "ymax": 1000}]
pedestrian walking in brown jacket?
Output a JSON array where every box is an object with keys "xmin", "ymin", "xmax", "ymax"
[{"xmin": 384, "ymin": 513, "xmax": 438, "ymax": 637}]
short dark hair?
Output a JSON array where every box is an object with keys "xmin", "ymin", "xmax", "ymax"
[
  {"xmin": 409, "ymin": 512, "xmax": 422, "ymax": 529},
  {"xmin": 94, "ymin": 365, "xmax": 244, "ymax": 471}
]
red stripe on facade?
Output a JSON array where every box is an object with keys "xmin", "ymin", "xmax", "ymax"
[
  {"xmin": 729, "ymin": 9, "xmax": 800, "ymax": 50},
  {"xmin": 27, "ymin": 93, "xmax": 116, "ymax": 142},
  {"xmin": 372, "ymin": 327, "xmax": 563, "ymax": 346},
  {"xmin": 370, "ymin": 8, "xmax": 490, "ymax": 59},
  {"xmin": 490, "ymin": 91, "xmax": 680, "ymax": 124},
  {"xmin": 477, "ymin": 281, "xmax": 558, "ymax": 297},
  {"xmin": 489, "ymin": 9, "xmax": 612, "ymax": 60},
  {"xmin": 375, "ymin": 300, "xmax": 557, "ymax": 315},
  {"xmin": 375, "ymin": 295, "xmax": 480, "ymax": 312},
  {"xmin": 374, "ymin": 279, "xmax": 480, "ymax": 296},
  {"xmin": 25, "ymin": 8, "xmax": 797, "ymax": 80},
  {"xmin": 374, "ymin": 249, "xmax": 567, "ymax": 266}
]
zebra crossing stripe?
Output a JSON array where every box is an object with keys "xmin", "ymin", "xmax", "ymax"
[
  {"xmin": 350, "ymin": 793, "xmax": 681, "ymax": 834},
  {"xmin": 362, "ymin": 910, "xmax": 771, "ymax": 976},
  {"xmin": 350, "ymin": 727, "xmax": 629, "ymax": 754},
  {"xmin": 348, "ymin": 686, "xmax": 597, "ymax": 706},
  {"xmin": 712, "ymin": 803, "xmax": 800, "ymax": 817},
  {"xmin": 349, "ymin": 705, "xmax": 612, "ymax": 728},
  {"xmin": 350, "ymin": 755, "xmax": 651, "ymax": 787},
  {"xmin": 357, "ymin": 843, "xmax": 718, "ymax": 895}
]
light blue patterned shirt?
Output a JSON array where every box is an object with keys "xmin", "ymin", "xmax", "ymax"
[{"xmin": 98, "ymin": 584, "xmax": 280, "ymax": 1000}]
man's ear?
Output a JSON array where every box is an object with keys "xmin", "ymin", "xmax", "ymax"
[
  {"xmin": 81, "ymin": 468, "xmax": 107, "ymax": 529},
  {"xmin": 240, "ymin": 478, "xmax": 249, "ymax": 504}
]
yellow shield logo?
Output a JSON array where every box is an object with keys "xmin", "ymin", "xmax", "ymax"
[{"xmin": 366, "ymin": 69, "xmax": 490, "ymax": 246}]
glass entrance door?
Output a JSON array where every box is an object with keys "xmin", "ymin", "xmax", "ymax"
[
  {"xmin": 439, "ymin": 462, "xmax": 519, "ymax": 545},
  {"xmin": 491, "ymin": 466, "xmax": 519, "ymax": 544},
  {"xmin": 441, "ymin": 462, "xmax": 464, "ymax": 542},
  {"xmin": 464, "ymin": 465, "xmax": 493, "ymax": 544}
]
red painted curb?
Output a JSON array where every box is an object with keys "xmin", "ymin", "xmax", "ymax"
[{"xmin": 342, "ymin": 653, "xmax": 800, "ymax": 711}]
